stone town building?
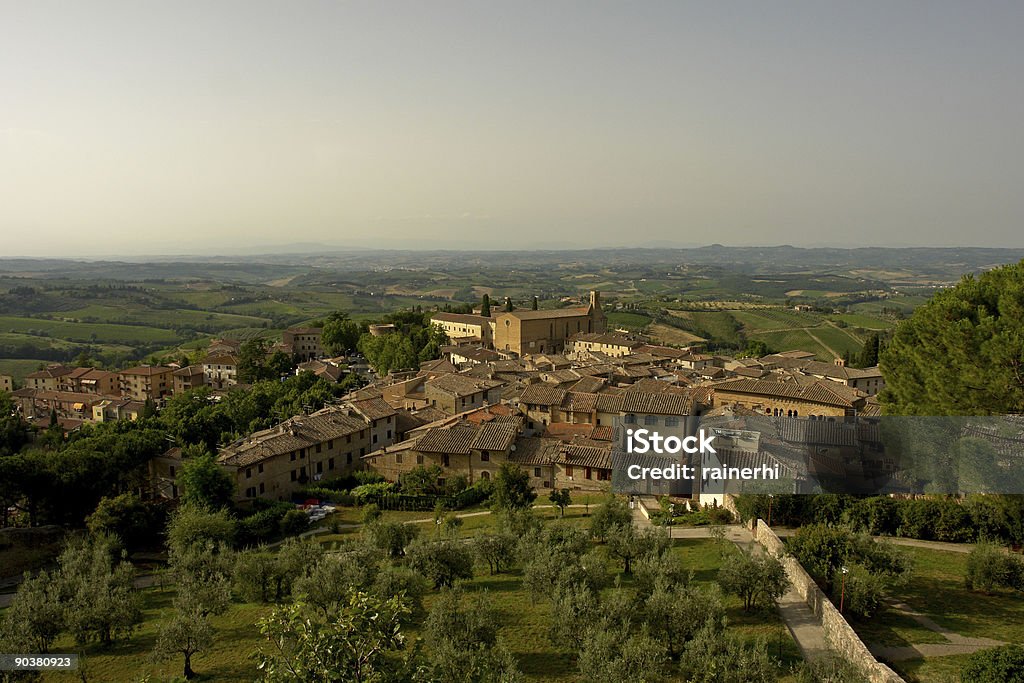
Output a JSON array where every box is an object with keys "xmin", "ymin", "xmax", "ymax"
[
  {"xmin": 60, "ymin": 368, "xmax": 120, "ymax": 395},
  {"xmin": 119, "ymin": 366, "xmax": 173, "ymax": 401},
  {"xmin": 173, "ymin": 364, "xmax": 207, "ymax": 394},
  {"xmin": 424, "ymin": 374, "xmax": 504, "ymax": 415},
  {"xmin": 363, "ymin": 417, "xmax": 519, "ymax": 485},
  {"xmin": 711, "ymin": 377, "xmax": 868, "ymax": 420},
  {"xmin": 281, "ymin": 327, "xmax": 323, "ymax": 362},
  {"xmin": 567, "ymin": 332, "xmax": 642, "ymax": 358},
  {"xmin": 202, "ymin": 354, "xmax": 239, "ymax": 389},
  {"xmin": 217, "ymin": 407, "xmax": 371, "ymax": 502},
  {"xmin": 429, "ymin": 312, "xmax": 495, "ymax": 345},
  {"xmin": 0, "ymin": 374, "xmax": 11, "ymax": 393},
  {"xmin": 492, "ymin": 291, "xmax": 607, "ymax": 357},
  {"xmin": 24, "ymin": 365, "xmax": 74, "ymax": 391}
]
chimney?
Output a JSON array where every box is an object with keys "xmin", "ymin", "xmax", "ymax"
[
  {"xmin": 834, "ymin": 357, "xmax": 846, "ymax": 367},
  {"xmin": 589, "ymin": 290, "xmax": 601, "ymax": 310}
]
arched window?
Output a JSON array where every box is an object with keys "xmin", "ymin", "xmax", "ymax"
[
  {"xmin": 480, "ymin": 471, "xmax": 490, "ymax": 481},
  {"xmin": 624, "ymin": 414, "xmax": 637, "ymax": 424}
]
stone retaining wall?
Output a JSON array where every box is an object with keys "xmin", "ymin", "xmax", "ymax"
[{"xmin": 754, "ymin": 519, "xmax": 904, "ymax": 683}]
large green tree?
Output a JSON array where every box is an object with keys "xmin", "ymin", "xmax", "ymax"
[
  {"xmin": 880, "ymin": 260, "xmax": 1024, "ymax": 415},
  {"xmin": 177, "ymin": 446, "xmax": 236, "ymax": 509},
  {"xmin": 321, "ymin": 312, "xmax": 363, "ymax": 356}
]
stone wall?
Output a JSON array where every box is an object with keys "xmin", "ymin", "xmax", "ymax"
[{"xmin": 754, "ymin": 519, "xmax": 904, "ymax": 683}]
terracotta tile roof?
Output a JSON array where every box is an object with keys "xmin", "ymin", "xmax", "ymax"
[
  {"xmin": 620, "ymin": 390, "xmax": 694, "ymax": 416},
  {"xmin": 349, "ymin": 396, "xmax": 397, "ymax": 422},
  {"xmin": 519, "ymin": 383, "xmax": 567, "ymax": 406},
  {"xmin": 570, "ymin": 332, "xmax": 642, "ymax": 347},
  {"xmin": 542, "ymin": 423, "xmax": 598, "ymax": 441},
  {"xmin": 596, "ymin": 393, "xmax": 623, "ymax": 412},
  {"xmin": 415, "ymin": 425, "xmax": 480, "ymax": 454},
  {"xmin": 508, "ymin": 437, "xmax": 561, "ymax": 465},
  {"xmin": 217, "ymin": 408, "xmax": 367, "ymax": 467},
  {"xmin": 713, "ymin": 377, "xmax": 865, "ymax": 408},
  {"xmin": 567, "ymin": 376, "xmax": 607, "ymax": 394},
  {"xmin": 557, "ymin": 440, "xmax": 612, "ymax": 469},
  {"xmin": 120, "ymin": 365, "xmax": 173, "ymax": 376},
  {"xmin": 25, "ymin": 365, "xmax": 74, "ymax": 379},
  {"xmin": 635, "ymin": 344, "xmax": 689, "ymax": 359},
  {"xmin": 500, "ymin": 307, "xmax": 591, "ymax": 320},
  {"xmin": 777, "ymin": 419, "xmax": 858, "ymax": 447},
  {"xmin": 419, "ymin": 358, "xmax": 459, "ymax": 374},
  {"xmin": 561, "ymin": 391, "xmax": 599, "ymax": 413},
  {"xmin": 472, "ymin": 422, "xmax": 518, "ymax": 451},
  {"xmin": 425, "ymin": 373, "xmax": 504, "ymax": 397},
  {"xmin": 173, "ymin": 364, "xmax": 206, "ymax": 377},
  {"xmin": 715, "ymin": 447, "xmax": 800, "ymax": 480}
]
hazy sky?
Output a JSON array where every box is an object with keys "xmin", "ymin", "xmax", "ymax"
[{"xmin": 2, "ymin": 1, "xmax": 1023, "ymax": 256}]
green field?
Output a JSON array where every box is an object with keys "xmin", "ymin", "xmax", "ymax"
[
  {"xmin": 0, "ymin": 316, "xmax": 180, "ymax": 345},
  {"xmin": 605, "ymin": 311, "xmax": 653, "ymax": 329},
  {"xmin": 62, "ymin": 305, "xmax": 271, "ymax": 331}
]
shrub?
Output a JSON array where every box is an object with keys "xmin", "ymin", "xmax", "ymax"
[
  {"xmin": 898, "ymin": 498, "xmax": 942, "ymax": 540},
  {"xmin": 351, "ymin": 481, "xmax": 396, "ymax": 504},
  {"xmin": 961, "ymin": 644, "xmax": 1024, "ymax": 683},
  {"xmin": 279, "ymin": 509, "xmax": 309, "ymax": 536},
  {"xmin": 236, "ymin": 503, "xmax": 292, "ymax": 546},
  {"xmin": 965, "ymin": 543, "xmax": 1024, "ymax": 592},
  {"xmin": 832, "ymin": 563, "xmax": 887, "ymax": 618},
  {"xmin": 844, "ymin": 497, "xmax": 899, "ymax": 536},
  {"xmin": 364, "ymin": 520, "xmax": 419, "ymax": 558},
  {"xmin": 406, "ymin": 538, "xmax": 474, "ymax": 588},
  {"xmin": 934, "ymin": 501, "xmax": 974, "ymax": 543}
]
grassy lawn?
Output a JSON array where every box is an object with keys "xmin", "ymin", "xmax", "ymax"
[
  {"xmin": 887, "ymin": 547, "xmax": 1024, "ymax": 643},
  {"xmin": 890, "ymin": 653, "xmax": 974, "ymax": 683},
  {"xmin": 849, "ymin": 546, "xmax": 1024, "ymax": 682},
  {"xmin": 41, "ymin": 588, "xmax": 274, "ymax": 683}
]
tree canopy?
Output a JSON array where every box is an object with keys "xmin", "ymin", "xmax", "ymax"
[{"xmin": 880, "ymin": 260, "xmax": 1024, "ymax": 415}]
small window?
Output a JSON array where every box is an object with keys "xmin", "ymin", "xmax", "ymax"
[
  {"xmin": 329, "ymin": 457, "xmax": 335, "ymax": 470},
  {"xmin": 258, "ymin": 463, "xmax": 264, "ymax": 474},
  {"xmin": 566, "ymin": 465, "xmax": 574, "ymax": 478},
  {"xmin": 316, "ymin": 443, "xmax": 322, "ymax": 453},
  {"xmin": 534, "ymin": 467, "xmax": 541, "ymax": 477},
  {"xmin": 664, "ymin": 417, "xmax": 679, "ymax": 427},
  {"xmin": 417, "ymin": 454, "xmax": 424, "ymax": 465},
  {"xmin": 259, "ymin": 482, "xmax": 265, "ymax": 493},
  {"xmin": 443, "ymin": 454, "xmax": 450, "ymax": 467},
  {"xmin": 316, "ymin": 462, "xmax": 323, "ymax": 474},
  {"xmin": 644, "ymin": 415, "xmax": 658, "ymax": 426},
  {"xmin": 480, "ymin": 450, "xmax": 489, "ymax": 461},
  {"xmin": 245, "ymin": 468, "xmax": 252, "ymax": 479},
  {"xmin": 290, "ymin": 452, "xmax": 296, "ymax": 462},
  {"xmin": 346, "ymin": 453, "xmax": 352, "ymax": 464},
  {"xmin": 586, "ymin": 467, "xmax": 592, "ymax": 479},
  {"xmin": 290, "ymin": 470, "xmax": 297, "ymax": 482},
  {"xmin": 387, "ymin": 429, "xmax": 392, "ymax": 439},
  {"xmin": 373, "ymin": 434, "xmax": 378, "ymax": 444},
  {"xmin": 396, "ymin": 453, "xmax": 403, "ymax": 464},
  {"xmin": 481, "ymin": 471, "xmax": 490, "ymax": 481},
  {"xmin": 328, "ymin": 439, "xmax": 334, "ymax": 449},
  {"xmin": 624, "ymin": 414, "xmax": 636, "ymax": 424}
]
